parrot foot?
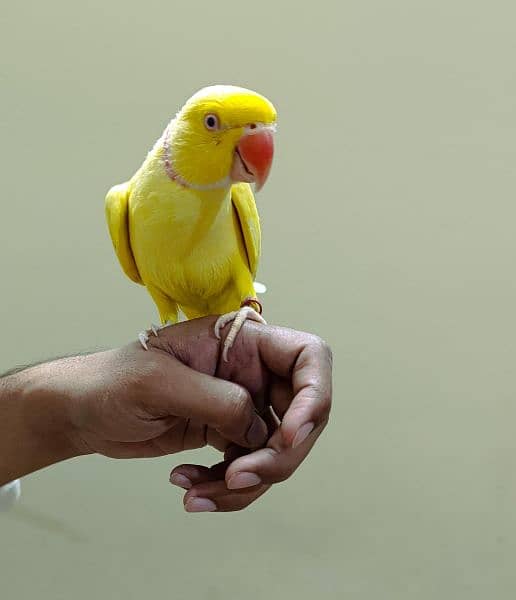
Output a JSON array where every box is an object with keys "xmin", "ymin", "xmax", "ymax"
[
  {"xmin": 139, "ymin": 321, "xmax": 173, "ymax": 349},
  {"xmin": 151, "ymin": 320, "xmax": 173, "ymax": 336},
  {"xmin": 214, "ymin": 303, "xmax": 266, "ymax": 362}
]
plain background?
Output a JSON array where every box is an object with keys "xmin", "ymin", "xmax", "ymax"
[{"xmin": 2, "ymin": 1, "xmax": 516, "ymax": 598}]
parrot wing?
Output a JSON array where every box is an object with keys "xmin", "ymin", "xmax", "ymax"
[
  {"xmin": 231, "ymin": 183, "xmax": 261, "ymax": 279},
  {"xmin": 105, "ymin": 182, "xmax": 143, "ymax": 284}
]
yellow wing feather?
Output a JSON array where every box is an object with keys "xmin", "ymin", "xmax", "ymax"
[
  {"xmin": 105, "ymin": 182, "xmax": 143, "ymax": 285},
  {"xmin": 231, "ymin": 183, "xmax": 261, "ymax": 279}
]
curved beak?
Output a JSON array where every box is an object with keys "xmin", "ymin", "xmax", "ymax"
[{"xmin": 230, "ymin": 127, "xmax": 275, "ymax": 191}]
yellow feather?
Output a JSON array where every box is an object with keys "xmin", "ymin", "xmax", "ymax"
[
  {"xmin": 231, "ymin": 182, "xmax": 261, "ymax": 279},
  {"xmin": 105, "ymin": 181, "xmax": 142, "ymax": 285}
]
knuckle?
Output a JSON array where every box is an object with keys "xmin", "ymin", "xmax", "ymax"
[
  {"xmin": 223, "ymin": 386, "xmax": 252, "ymax": 432},
  {"xmin": 302, "ymin": 333, "xmax": 333, "ymax": 363},
  {"xmin": 311, "ymin": 335, "xmax": 333, "ymax": 363}
]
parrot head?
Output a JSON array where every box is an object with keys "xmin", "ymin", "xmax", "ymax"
[{"xmin": 167, "ymin": 85, "xmax": 277, "ymax": 191}]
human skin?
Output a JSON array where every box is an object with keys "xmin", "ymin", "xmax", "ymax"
[{"xmin": 0, "ymin": 317, "xmax": 332, "ymax": 512}]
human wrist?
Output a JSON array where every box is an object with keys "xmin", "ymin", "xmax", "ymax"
[{"xmin": 0, "ymin": 364, "xmax": 80, "ymax": 484}]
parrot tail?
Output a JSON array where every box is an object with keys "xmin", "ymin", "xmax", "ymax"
[{"xmin": 254, "ymin": 281, "xmax": 267, "ymax": 294}]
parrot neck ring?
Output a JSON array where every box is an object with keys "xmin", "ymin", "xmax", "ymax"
[{"xmin": 161, "ymin": 125, "xmax": 231, "ymax": 191}]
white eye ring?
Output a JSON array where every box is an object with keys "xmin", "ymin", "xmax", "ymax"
[{"xmin": 204, "ymin": 113, "xmax": 219, "ymax": 131}]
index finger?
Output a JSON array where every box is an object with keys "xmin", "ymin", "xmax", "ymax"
[
  {"xmin": 257, "ymin": 326, "xmax": 333, "ymax": 449},
  {"xmin": 222, "ymin": 327, "xmax": 332, "ymax": 489}
]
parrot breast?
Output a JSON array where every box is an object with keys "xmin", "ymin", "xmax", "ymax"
[{"xmin": 128, "ymin": 171, "xmax": 253, "ymax": 316}]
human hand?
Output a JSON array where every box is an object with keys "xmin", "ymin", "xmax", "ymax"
[
  {"xmin": 2, "ymin": 317, "xmax": 332, "ymax": 512},
  {"xmin": 157, "ymin": 317, "xmax": 333, "ymax": 512}
]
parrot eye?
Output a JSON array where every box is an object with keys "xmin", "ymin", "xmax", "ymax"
[{"xmin": 204, "ymin": 113, "xmax": 219, "ymax": 131}]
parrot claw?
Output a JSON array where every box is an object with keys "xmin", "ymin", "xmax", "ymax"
[
  {"xmin": 140, "ymin": 320, "xmax": 174, "ymax": 349},
  {"xmin": 152, "ymin": 320, "xmax": 173, "ymax": 335},
  {"xmin": 214, "ymin": 306, "xmax": 266, "ymax": 362},
  {"xmin": 138, "ymin": 331, "xmax": 150, "ymax": 350}
]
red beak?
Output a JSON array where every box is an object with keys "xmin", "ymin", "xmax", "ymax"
[{"xmin": 236, "ymin": 128, "xmax": 274, "ymax": 191}]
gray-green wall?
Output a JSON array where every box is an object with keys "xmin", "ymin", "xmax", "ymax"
[{"xmin": 2, "ymin": 1, "xmax": 515, "ymax": 598}]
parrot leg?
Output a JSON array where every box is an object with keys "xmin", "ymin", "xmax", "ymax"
[
  {"xmin": 139, "ymin": 287, "xmax": 179, "ymax": 350},
  {"xmin": 214, "ymin": 300, "xmax": 266, "ymax": 362}
]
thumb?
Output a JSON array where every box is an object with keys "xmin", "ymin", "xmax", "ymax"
[{"xmin": 151, "ymin": 359, "xmax": 268, "ymax": 449}]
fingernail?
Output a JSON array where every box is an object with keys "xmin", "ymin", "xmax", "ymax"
[
  {"xmin": 292, "ymin": 422, "xmax": 315, "ymax": 448},
  {"xmin": 185, "ymin": 497, "xmax": 217, "ymax": 513},
  {"xmin": 246, "ymin": 415, "xmax": 268, "ymax": 447},
  {"xmin": 170, "ymin": 473, "xmax": 192, "ymax": 489},
  {"xmin": 227, "ymin": 472, "xmax": 262, "ymax": 490}
]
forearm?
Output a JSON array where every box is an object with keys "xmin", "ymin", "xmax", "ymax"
[{"xmin": 0, "ymin": 366, "xmax": 78, "ymax": 485}]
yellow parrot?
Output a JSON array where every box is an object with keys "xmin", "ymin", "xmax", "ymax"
[{"xmin": 105, "ymin": 85, "xmax": 277, "ymax": 359}]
